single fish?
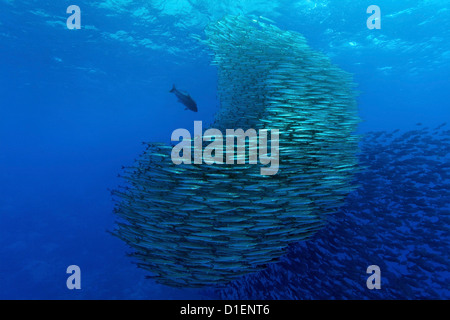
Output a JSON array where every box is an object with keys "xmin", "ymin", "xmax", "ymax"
[{"xmin": 169, "ymin": 84, "xmax": 198, "ymax": 112}]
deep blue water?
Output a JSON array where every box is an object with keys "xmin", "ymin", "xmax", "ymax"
[{"xmin": 0, "ymin": 1, "xmax": 449, "ymax": 299}]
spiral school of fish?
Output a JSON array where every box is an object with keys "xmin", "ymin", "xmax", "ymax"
[{"xmin": 111, "ymin": 15, "xmax": 361, "ymax": 287}]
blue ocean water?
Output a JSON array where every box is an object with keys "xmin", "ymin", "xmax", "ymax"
[{"xmin": 0, "ymin": 1, "xmax": 449, "ymax": 299}]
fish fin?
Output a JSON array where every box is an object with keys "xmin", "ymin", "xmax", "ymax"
[{"xmin": 169, "ymin": 84, "xmax": 176, "ymax": 93}]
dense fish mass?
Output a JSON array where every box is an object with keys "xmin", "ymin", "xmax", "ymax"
[
  {"xmin": 112, "ymin": 16, "xmax": 360, "ymax": 287},
  {"xmin": 217, "ymin": 124, "xmax": 450, "ymax": 299}
]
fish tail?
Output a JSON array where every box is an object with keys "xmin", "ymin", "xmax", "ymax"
[{"xmin": 169, "ymin": 84, "xmax": 176, "ymax": 93}]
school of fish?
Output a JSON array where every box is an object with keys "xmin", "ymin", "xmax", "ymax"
[
  {"xmin": 111, "ymin": 15, "xmax": 360, "ymax": 287},
  {"xmin": 216, "ymin": 124, "xmax": 450, "ymax": 299}
]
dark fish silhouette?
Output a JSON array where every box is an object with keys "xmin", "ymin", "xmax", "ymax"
[{"xmin": 169, "ymin": 84, "xmax": 198, "ymax": 112}]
